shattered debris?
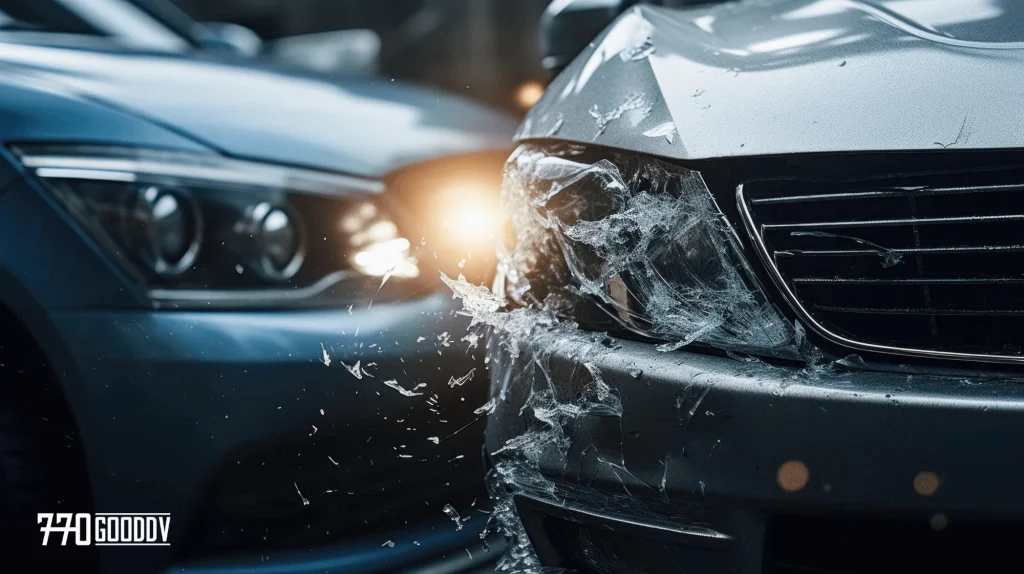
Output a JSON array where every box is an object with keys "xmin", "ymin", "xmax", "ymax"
[
  {"xmin": 642, "ymin": 121, "xmax": 677, "ymax": 144},
  {"xmin": 293, "ymin": 482, "xmax": 309, "ymax": 506},
  {"xmin": 340, "ymin": 360, "xmax": 363, "ymax": 380},
  {"xmin": 381, "ymin": 379, "xmax": 426, "ymax": 397},
  {"xmin": 448, "ymin": 368, "xmax": 476, "ymax": 388},
  {"xmin": 473, "ymin": 398, "xmax": 497, "ymax": 416},
  {"xmin": 438, "ymin": 144, "xmax": 839, "ymax": 572},
  {"xmin": 443, "ymin": 503, "xmax": 472, "ymax": 531},
  {"xmin": 588, "ymin": 94, "xmax": 653, "ymax": 138}
]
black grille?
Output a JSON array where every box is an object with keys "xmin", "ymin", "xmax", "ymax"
[{"xmin": 741, "ymin": 168, "xmax": 1024, "ymax": 362}]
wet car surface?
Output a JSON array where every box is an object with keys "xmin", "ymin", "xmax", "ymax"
[{"xmin": 454, "ymin": 1, "xmax": 1024, "ymax": 572}]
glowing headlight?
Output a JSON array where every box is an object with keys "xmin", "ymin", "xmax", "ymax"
[
  {"xmin": 14, "ymin": 145, "xmax": 419, "ymax": 307},
  {"xmin": 343, "ymin": 201, "xmax": 419, "ymax": 278},
  {"xmin": 352, "ymin": 238, "xmax": 419, "ymax": 278}
]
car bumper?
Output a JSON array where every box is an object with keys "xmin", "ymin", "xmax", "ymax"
[
  {"xmin": 485, "ymin": 335, "xmax": 1024, "ymax": 573},
  {"xmin": 50, "ymin": 292, "xmax": 488, "ymax": 573}
]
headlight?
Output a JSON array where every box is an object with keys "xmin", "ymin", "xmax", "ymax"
[
  {"xmin": 14, "ymin": 145, "xmax": 420, "ymax": 308},
  {"xmin": 497, "ymin": 144, "xmax": 798, "ymax": 358}
]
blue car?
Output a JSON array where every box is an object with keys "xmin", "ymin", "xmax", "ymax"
[{"xmin": 0, "ymin": 0, "xmax": 514, "ymax": 572}]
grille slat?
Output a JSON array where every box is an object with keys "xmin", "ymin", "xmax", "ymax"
[
  {"xmin": 777, "ymin": 245, "xmax": 1024, "ymax": 257},
  {"xmin": 815, "ymin": 305, "xmax": 1024, "ymax": 317},
  {"xmin": 762, "ymin": 213, "xmax": 1024, "ymax": 231},
  {"xmin": 793, "ymin": 277, "xmax": 1024, "ymax": 285},
  {"xmin": 742, "ymin": 170, "xmax": 1024, "ymax": 362},
  {"xmin": 751, "ymin": 183, "xmax": 1024, "ymax": 205}
]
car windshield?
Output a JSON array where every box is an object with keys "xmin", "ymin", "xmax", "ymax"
[{"xmin": 0, "ymin": 0, "xmax": 193, "ymax": 51}]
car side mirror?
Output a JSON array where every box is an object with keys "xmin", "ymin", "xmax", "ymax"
[
  {"xmin": 198, "ymin": 22, "xmax": 263, "ymax": 57},
  {"xmin": 267, "ymin": 29, "xmax": 381, "ymax": 77},
  {"xmin": 540, "ymin": 0, "xmax": 633, "ymax": 74}
]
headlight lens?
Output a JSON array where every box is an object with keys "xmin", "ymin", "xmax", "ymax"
[
  {"xmin": 124, "ymin": 185, "xmax": 203, "ymax": 276},
  {"xmin": 497, "ymin": 144, "xmax": 798, "ymax": 358},
  {"xmin": 14, "ymin": 145, "xmax": 420, "ymax": 307}
]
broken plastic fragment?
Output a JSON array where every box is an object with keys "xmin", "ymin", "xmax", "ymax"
[
  {"xmin": 473, "ymin": 398, "xmax": 497, "ymax": 416},
  {"xmin": 293, "ymin": 482, "xmax": 309, "ymax": 506},
  {"xmin": 461, "ymin": 332, "xmax": 481, "ymax": 350},
  {"xmin": 642, "ymin": 121, "xmax": 677, "ymax": 144},
  {"xmin": 546, "ymin": 115, "xmax": 564, "ymax": 137},
  {"xmin": 319, "ymin": 343, "xmax": 331, "ymax": 367},
  {"xmin": 448, "ymin": 368, "xmax": 476, "ymax": 389},
  {"xmin": 443, "ymin": 504, "xmax": 471, "ymax": 531},
  {"xmin": 589, "ymin": 93, "xmax": 652, "ymax": 138},
  {"xmin": 620, "ymin": 37, "xmax": 655, "ymax": 61},
  {"xmin": 381, "ymin": 380, "xmax": 426, "ymax": 397},
  {"xmin": 440, "ymin": 272, "xmax": 506, "ymax": 314},
  {"xmin": 340, "ymin": 360, "xmax": 362, "ymax": 379}
]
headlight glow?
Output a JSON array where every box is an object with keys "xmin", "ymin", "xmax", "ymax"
[
  {"xmin": 435, "ymin": 186, "xmax": 500, "ymax": 249},
  {"xmin": 13, "ymin": 145, "xmax": 420, "ymax": 307},
  {"xmin": 352, "ymin": 237, "xmax": 419, "ymax": 278}
]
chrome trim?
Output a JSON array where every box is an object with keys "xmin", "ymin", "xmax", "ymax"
[
  {"xmin": 778, "ymin": 245, "xmax": 1024, "ymax": 257},
  {"xmin": 147, "ymin": 270, "xmax": 352, "ymax": 308},
  {"xmin": 21, "ymin": 153, "xmax": 384, "ymax": 197},
  {"xmin": 762, "ymin": 213, "xmax": 1024, "ymax": 231},
  {"xmin": 750, "ymin": 183, "xmax": 1024, "ymax": 205},
  {"xmin": 737, "ymin": 183, "xmax": 1024, "ymax": 365},
  {"xmin": 519, "ymin": 494, "xmax": 732, "ymax": 545},
  {"xmin": 791, "ymin": 277, "xmax": 1024, "ymax": 285}
]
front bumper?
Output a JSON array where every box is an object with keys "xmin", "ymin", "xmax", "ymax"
[
  {"xmin": 50, "ymin": 292, "xmax": 489, "ymax": 573},
  {"xmin": 485, "ymin": 335, "xmax": 1024, "ymax": 573}
]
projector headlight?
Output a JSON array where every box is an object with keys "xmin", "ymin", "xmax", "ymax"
[{"xmin": 14, "ymin": 145, "xmax": 420, "ymax": 308}]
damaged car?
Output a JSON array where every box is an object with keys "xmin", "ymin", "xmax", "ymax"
[{"xmin": 456, "ymin": 0, "xmax": 1024, "ymax": 572}]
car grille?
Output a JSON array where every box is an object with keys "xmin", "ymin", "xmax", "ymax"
[{"xmin": 739, "ymin": 167, "xmax": 1024, "ymax": 362}]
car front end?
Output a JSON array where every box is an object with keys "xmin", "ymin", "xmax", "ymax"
[
  {"xmin": 0, "ymin": 11, "xmax": 514, "ymax": 570},
  {"xmin": 473, "ymin": 1, "xmax": 1024, "ymax": 572}
]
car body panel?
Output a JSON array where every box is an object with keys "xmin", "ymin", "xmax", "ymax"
[
  {"xmin": 485, "ymin": 335, "xmax": 1024, "ymax": 572},
  {"xmin": 0, "ymin": 69, "xmax": 212, "ymax": 153},
  {"xmin": 0, "ymin": 19, "xmax": 513, "ymax": 573},
  {"xmin": 0, "ymin": 39, "xmax": 516, "ymax": 177},
  {"xmin": 518, "ymin": 0, "xmax": 1024, "ymax": 158},
  {"xmin": 50, "ymin": 294, "xmax": 483, "ymax": 573}
]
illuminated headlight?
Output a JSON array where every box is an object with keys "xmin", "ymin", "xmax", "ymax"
[
  {"xmin": 341, "ymin": 201, "xmax": 419, "ymax": 278},
  {"xmin": 14, "ymin": 145, "xmax": 420, "ymax": 307}
]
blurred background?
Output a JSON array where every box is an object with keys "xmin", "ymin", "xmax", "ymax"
[{"xmin": 173, "ymin": 0, "xmax": 551, "ymax": 115}]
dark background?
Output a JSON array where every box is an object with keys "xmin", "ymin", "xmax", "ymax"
[{"xmin": 173, "ymin": 0, "xmax": 551, "ymax": 115}]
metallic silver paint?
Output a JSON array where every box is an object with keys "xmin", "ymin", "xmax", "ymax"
[{"xmin": 519, "ymin": 0, "xmax": 1024, "ymax": 158}]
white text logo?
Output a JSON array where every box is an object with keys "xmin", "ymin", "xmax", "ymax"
[{"xmin": 38, "ymin": 513, "xmax": 171, "ymax": 546}]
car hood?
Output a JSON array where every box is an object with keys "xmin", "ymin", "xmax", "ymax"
[
  {"xmin": 0, "ymin": 40, "xmax": 516, "ymax": 177},
  {"xmin": 519, "ymin": 0, "xmax": 1024, "ymax": 159}
]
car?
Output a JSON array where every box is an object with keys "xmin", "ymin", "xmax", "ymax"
[
  {"xmin": 0, "ymin": 0, "xmax": 515, "ymax": 572},
  {"xmin": 470, "ymin": 0, "xmax": 1024, "ymax": 573}
]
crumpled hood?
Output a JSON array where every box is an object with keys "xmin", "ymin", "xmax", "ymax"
[
  {"xmin": 0, "ymin": 41, "xmax": 515, "ymax": 177},
  {"xmin": 519, "ymin": 0, "xmax": 1024, "ymax": 158}
]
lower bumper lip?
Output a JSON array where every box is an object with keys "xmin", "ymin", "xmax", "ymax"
[{"xmin": 486, "ymin": 335, "xmax": 1024, "ymax": 569}]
